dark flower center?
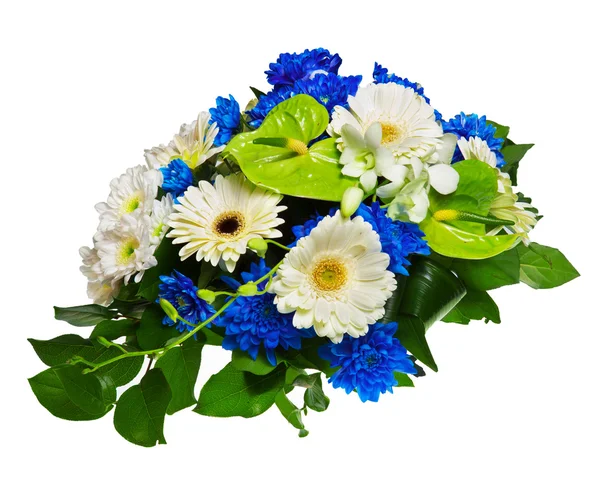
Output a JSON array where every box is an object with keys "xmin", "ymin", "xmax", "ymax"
[{"xmin": 213, "ymin": 211, "xmax": 245, "ymax": 238}]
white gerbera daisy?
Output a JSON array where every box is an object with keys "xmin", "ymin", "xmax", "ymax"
[
  {"xmin": 95, "ymin": 165, "xmax": 161, "ymax": 232},
  {"xmin": 272, "ymin": 212, "xmax": 397, "ymax": 343},
  {"xmin": 95, "ymin": 214, "xmax": 157, "ymax": 285},
  {"xmin": 144, "ymin": 112, "xmax": 224, "ymax": 169},
  {"xmin": 79, "ymin": 246, "xmax": 121, "ymax": 306},
  {"xmin": 457, "ymin": 136, "xmax": 497, "ymax": 168},
  {"xmin": 167, "ymin": 173, "xmax": 286, "ymax": 272},
  {"xmin": 328, "ymin": 83, "xmax": 443, "ymax": 164},
  {"xmin": 148, "ymin": 194, "xmax": 174, "ymax": 246}
]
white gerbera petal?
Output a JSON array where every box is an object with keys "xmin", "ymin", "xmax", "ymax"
[
  {"xmin": 149, "ymin": 194, "xmax": 175, "ymax": 246},
  {"xmin": 167, "ymin": 173, "xmax": 286, "ymax": 272},
  {"xmin": 272, "ymin": 212, "xmax": 397, "ymax": 343},
  {"xmin": 428, "ymin": 164, "xmax": 460, "ymax": 195},
  {"xmin": 457, "ymin": 136, "xmax": 497, "ymax": 168}
]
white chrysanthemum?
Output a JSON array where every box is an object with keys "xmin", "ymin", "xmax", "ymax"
[
  {"xmin": 457, "ymin": 136, "xmax": 497, "ymax": 168},
  {"xmin": 149, "ymin": 194, "xmax": 174, "ymax": 246},
  {"xmin": 95, "ymin": 214, "xmax": 157, "ymax": 285},
  {"xmin": 95, "ymin": 165, "xmax": 161, "ymax": 232},
  {"xmin": 272, "ymin": 212, "xmax": 397, "ymax": 343},
  {"xmin": 167, "ymin": 173, "xmax": 286, "ymax": 272},
  {"xmin": 79, "ymin": 246, "xmax": 120, "ymax": 306},
  {"xmin": 144, "ymin": 112, "xmax": 224, "ymax": 169},
  {"xmin": 328, "ymin": 83, "xmax": 443, "ymax": 164}
]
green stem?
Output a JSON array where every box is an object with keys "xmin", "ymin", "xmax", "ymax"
[{"xmin": 266, "ymin": 240, "xmax": 291, "ymax": 251}]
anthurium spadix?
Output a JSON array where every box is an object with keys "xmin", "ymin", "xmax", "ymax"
[{"xmin": 223, "ymin": 95, "xmax": 356, "ymax": 201}]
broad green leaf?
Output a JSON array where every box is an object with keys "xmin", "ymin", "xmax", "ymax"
[
  {"xmin": 452, "ymin": 248, "xmax": 520, "ymax": 290},
  {"xmin": 487, "ymin": 120, "xmax": 510, "ymax": 141},
  {"xmin": 137, "ymin": 237, "xmax": 180, "ymax": 302},
  {"xmin": 137, "ymin": 304, "xmax": 180, "ymax": 350},
  {"xmin": 286, "ymin": 337, "xmax": 337, "ymax": 377},
  {"xmin": 223, "ymin": 94, "xmax": 355, "ymax": 201},
  {"xmin": 231, "ymin": 350, "xmax": 279, "ymax": 375},
  {"xmin": 55, "ymin": 365, "xmax": 116, "ymax": 417},
  {"xmin": 420, "ymin": 215, "xmax": 522, "ymax": 260},
  {"xmin": 501, "ymin": 141, "xmax": 534, "ymax": 185},
  {"xmin": 393, "ymin": 315, "xmax": 438, "ymax": 372},
  {"xmin": 275, "ymin": 390, "xmax": 307, "ymax": 436},
  {"xmin": 294, "ymin": 373, "xmax": 330, "ymax": 412},
  {"xmin": 394, "ymin": 372, "xmax": 415, "ymax": 387},
  {"xmin": 155, "ymin": 341, "xmax": 204, "ymax": 415},
  {"xmin": 91, "ymin": 318, "xmax": 137, "ymax": 340},
  {"xmin": 195, "ymin": 363, "xmax": 285, "ymax": 418},
  {"xmin": 113, "ymin": 368, "xmax": 172, "ymax": 447},
  {"xmin": 518, "ymin": 242, "xmax": 579, "ymax": 289},
  {"xmin": 443, "ymin": 289, "xmax": 501, "ymax": 324},
  {"xmin": 29, "ymin": 367, "xmax": 114, "ymax": 421},
  {"xmin": 54, "ymin": 304, "xmax": 113, "ymax": 327}
]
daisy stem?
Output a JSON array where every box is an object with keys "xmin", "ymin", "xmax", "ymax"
[{"xmin": 266, "ymin": 240, "xmax": 291, "ymax": 251}]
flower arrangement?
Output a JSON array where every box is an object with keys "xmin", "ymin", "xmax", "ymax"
[{"xmin": 28, "ymin": 48, "xmax": 579, "ymax": 446}]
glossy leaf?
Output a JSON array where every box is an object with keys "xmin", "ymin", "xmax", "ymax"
[
  {"xmin": 452, "ymin": 248, "xmax": 520, "ymax": 290},
  {"xmin": 393, "ymin": 314, "xmax": 438, "ymax": 372},
  {"xmin": 293, "ymin": 373, "xmax": 330, "ymax": 412},
  {"xmin": 501, "ymin": 140, "xmax": 534, "ymax": 185},
  {"xmin": 518, "ymin": 242, "xmax": 579, "ymax": 289},
  {"xmin": 223, "ymin": 95, "xmax": 355, "ymax": 201},
  {"xmin": 394, "ymin": 372, "xmax": 415, "ymax": 387},
  {"xmin": 231, "ymin": 350, "xmax": 279, "ymax": 375},
  {"xmin": 155, "ymin": 340, "xmax": 204, "ymax": 415},
  {"xmin": 137, "ymin": 304, "xmax": 180, "ymax": 350},
  {"xmin": 137, "ymin": 238, "xmax": 180, "ymax": 302},
  {"xmin": 113, "ymin": 369, "xmax": 172, "ymax": 447},
  {"xmin": 487, "ymin": 120, "xmax": 510, "ymax": 141},
  {"xmin": 195, "ymin": 363, "xmax": 286, "ymax": 418},
  {"xmin": 54, "ymin": 365, "xmax": 116, "ymax": 417},
  {"xmin": 91, "ymin": 318, "xmax": 137, "ymax": 340},
  {"xmin": 443, "ymin": 289, "xmax": 501, "ymax": 324},
  {"xmin": 275, "ymin": 390, "xmax": 307, "ymax": 436},
  {"xmin": 54, "ymin": 304, "xmax": 113, "ymax": 327}
]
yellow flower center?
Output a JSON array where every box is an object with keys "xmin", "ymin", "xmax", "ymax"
[
  {"xmin": 380, "ymin": 122, "xmax": 404, "ymax": 146},
  {"xmin": 121, "ymin": 192, "xmax": 142, "ymax": 214},
  {"xmin": 310, "ymin": 257, "xmax": 348, "ymax": 292},
  {"xmin": 153, "ymin": 223, "xmax": 164, "ymax": 238},
  {"xmin": 286, "ymin": 138, "xmax": 309, "ymax": 156},
  {"xmin": 116, "ymin": 237, "xmax": 139, "ymax": 265},
  {"xmin": 213, "ymin": 211, "xmax": 246, "ymax": 239}
]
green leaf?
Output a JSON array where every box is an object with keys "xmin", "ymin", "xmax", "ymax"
[
  {"xmin": 231, "ymin": 350, "xmax": 278, "ymax": 375},
  {"xmin": 300, "ymin": 374, "xmax": 330, "ymax": 412},
  {"xmin": 114, "ymin": 368, "xmax": 172, "ymax": 447},
  {"xmin": 517, "ymin": 242, "xmax": 580, "ymax": 289},
  {"xmin": 250, "ymin": 86, "xmax": 266, "ymax": 99},
  {"xmin": 442, "ymin": 289, "xmax": 501, "ymax": 324},
  {"xmin": 487, "ymin": 120, "xmax": 510, "ymax": 141},
  {"xmin": 91, "ymin": 318, "xmax": 137, "ymax": 341},
  {"xmin": 194, "ymin": 363, "xmax": 285, "ymax": 418},
  {"xmin": 155, "ymin": 340, "xmax": 204, "ymax": 415},
  {"xmin": 54, "ymin": 365, "xmax": 116, "ymax": 417},
  {"xmin": 393, "ymin": 314, "xmax": 438, "ymax": 372},
  {"xmin": 420, "ymin": 215, "xmax": 522, "ymax": 260},
  {"xmin": 28, "ymin": 335, "xmax": 143, "ymax": 387},
  {"xmin": 29, "ymin": 367, "xmax": 114, "ymax": 421},
  {"xmin": 275, "ymin": 390, "xmax": 306, "ymax": 435},
  {"xmin": 223, "ymin": 95, "xmax": 355, "ymax": 201},
  {"xmin": 394, "ymin": 372, "xmax": 415, "ymax": 387},
  {"xmin": 54, "ymin": 304, "xmax": 113, "ymax": 327},
  {"xmin": 501, "ymin": 141, "xmax": 534, "ymax": 185},
  {"xmin": 137, "ymin": 237, "xmax": 180, "ymax": 302},
  {"xmin": 137, "ymin": 304, "xmax": 180, "ymax": 350},
  {"xmin": 452, "ymin": 248, "xmax": 520, "ymax": 290}
]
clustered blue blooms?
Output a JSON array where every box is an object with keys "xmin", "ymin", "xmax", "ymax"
[
  {"xmin": 209, "ymin": 95, "xmax": 241, "ymax": 146},
  {"xmin": 157, "ymin": 271, "xmax": 217, "ymax": 333},
  {"xmin": 266, "ymin": 48, "xmax": 342, "ymax": 89},
  {"xmin": 442, "ymin": 112, "xmax": 505, "ymax": 166},
  {"xmin": 215, "ymin": 259, "xmax": 311, "ymax": 365},
  {"xmin": 319, "ymin": 322, "xmax": 417, "ymax": 402},
  {"xmin": 355, "ymin": 202, "xmax": 430, "ymax": 276},
  {"xmin": 159, "ymin": 159, "xmax": 194, "ymax": 200}
]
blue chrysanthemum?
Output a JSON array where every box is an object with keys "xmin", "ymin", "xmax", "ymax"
[
  {"xmin": 373, "ymin": 62, "xmax": 442, "ymax": 121},
  {"xmin": 209, "ymin": 95, "xmax": 241, "ymax": 146},
  {"xmin": 215, "ymin": 259, "xmax": 311, "ymax": 365},
  {"xmin": 266, "ymin": 48, "xmax": 342, "ymax": 89},
  {"xmin": 318, "ymin": 322, "xmax": 417, "ymax": 402},
  {"xmin": 442, "ymin": 112, "xmax": 505, "ymax": 166},
  {"xmin": 355, "ymin": 202, "xmax": 430, "ymax": 276},
  {"xmin": 159, "ymin": 159, "xmax": 194, "ymax": 200},
  {"xmin": 157, "ymin": 270, "xmax": 217, "ymax": 333},
  {"xmin": 247, "ymin": 74, "xmax": 361, "ymax": 129}
]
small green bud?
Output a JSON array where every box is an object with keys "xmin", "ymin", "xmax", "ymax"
[
  {"xmin": 237, "ymin": 282, "xmax": 258, "ymax": 296},
  {"xmin": 196, "ymin": 289, "xmax": 216, "ymax": 304},
  {"xmin": 341, "ymin": 186, "xmax": 364, "ymax": 218},
  {"xmin": 248, "ymin": 238, "xmax": 268, "ymax": 258},
  {"xmin": 159, "ymin": 298, "xmax": 179, "ymax": 322}
]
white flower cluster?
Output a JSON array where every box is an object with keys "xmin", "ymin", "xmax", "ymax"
[{"xmin": 79, "ymin": 166, "xmax": 173, "ymax": 305}]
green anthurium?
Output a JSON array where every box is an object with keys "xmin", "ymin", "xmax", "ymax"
[{"xmin": 223, "ymin": 94, "xmax": 355, "ymax": 201}]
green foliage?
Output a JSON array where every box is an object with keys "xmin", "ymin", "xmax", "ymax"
[
  {"xmin": 518, "ymin": 242, "xmax": 579, "ymax": 289},
  {"xmin": 54, "ymin": 304, "xmax": 113, "ymax": 327},
  {"xmin": 29, "ymin": 366, "xmax": 115, "ymax": 421},
  {"xmin": 195, "ymin": 363, "xmax": 286, "ymax": 418},
  {"xmin": 275, "ymin": 390, "xmax": 308, "ymax": 437},
  {"xmin": 231, "ymin": 350, "xmax": 279, "ymax": 375},
  {"xmin": 452, "ymin": 248, "xmax": 520, "ymax": 291},
  {"xmin": 487, "ymin": 120, "xmax": 510, "ymax": 141},
  {"xmin": 292, "ymin": 373, "xmax": 330, "ymax": 412},
  {"xmin": 501, "ymin": 140, "xmax": 534, "ymax": 186},
  {"xmin": 114, "ymin": 369, "xmax": 172, "ymax": 447},
  {"xmin": 223, "ymin": 95, "xmax": 355, "ymax": 201},
  {"xmin": 91, "ymin": 318, "xmax": 137, "ymax": 340},
  {"xmin": 394, "ymin": 372, "xmax": 415, "ymax": 387},
  {"xmin": 443, "ymin": 289, "xmax": 501, "ymax": 324},
  {"xmin": 155, "ymin": 340, "xmax": 204, "ymax": 415},
  {"xmin": 137, "ymin": 304, "xmax": 180, "ymax": 350},
  {"xmin": 394, "ymin": 314, "xmax": 438, "ymax": 372},
  {"xmin": 137, "ymin": 238, "xmax": 181, "ymax": 302}
]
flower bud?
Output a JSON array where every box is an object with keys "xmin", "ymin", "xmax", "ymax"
[
  {"xmin": 248, "ymin": 238, "xmax": 268, "ymax": 258},
  {"xmin": 341, "ymin": 186, "xmax": 364, "ymax": 218},
  {"xmin": 237, "ymin": 282, "xmax": 258, "ymax": 296},
  {"xmin": 196, "ymin": 289, "xmax": 216, "ymax": 304},
  {"xmin": 159, "ymin": 298, "xmax": 179, "ymax": 322}
]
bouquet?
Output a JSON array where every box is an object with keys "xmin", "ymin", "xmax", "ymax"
[{"xmin": 28, "ymin": 48, "xmax": 579, "ymax": 446}]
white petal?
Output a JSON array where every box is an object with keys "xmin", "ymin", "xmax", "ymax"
[
  {"xmin": 360, "ymin": 170, "xmax": 377, "ymax": 192},
  {"xmin": 428, "ymin": 164, "xmax": 459, "ymax": 195},
  {"xmin": 364, "ymin": 122, "xmax": 382, "ymax": 151}
]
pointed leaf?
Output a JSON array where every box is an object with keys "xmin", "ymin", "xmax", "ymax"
[
  {"xmin": 452, "ymin": 248, "xmax": 520, "ymax": 290},
  {"xmin": 443, "ymin": 289, "xmax": 501, "ymax": 324},
  {"xmin": 54, "ymin": 304, "xmax": 113, "ymax": 327},
  {"xmin": 518, "ymin": 242, "xmax": 579, "ymax": 289}
]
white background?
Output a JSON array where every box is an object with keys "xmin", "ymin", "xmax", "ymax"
[{"xmin": 1, "ymin": 1, "xmax": 598, "ymax": 480}]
